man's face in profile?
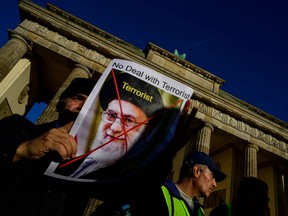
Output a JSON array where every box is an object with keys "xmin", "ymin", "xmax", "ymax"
[{"xmin": 91, "ymin": 99, "xmax": 148, "ymax": 162}]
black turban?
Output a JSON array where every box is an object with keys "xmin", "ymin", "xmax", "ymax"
[{"xmin": 99, "ymin": 72, "xmax": 164, "ymax": 118}]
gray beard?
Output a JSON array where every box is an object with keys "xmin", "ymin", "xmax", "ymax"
[
  {"xmin": 91, "ymin": 121, "xmax": 146, "ymax": 155},
  {"xmin": 70, "ymin": 122, "xmax": 146, "ymax": 178}
]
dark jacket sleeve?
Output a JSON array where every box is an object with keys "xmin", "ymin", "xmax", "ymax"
[
  {"xmin": 0, "ymin": 114, "xmax": 35, "ymax": 175},
  {"xmin": 209, "ymin": 203, "xmax": 229, "ymax": 216}
]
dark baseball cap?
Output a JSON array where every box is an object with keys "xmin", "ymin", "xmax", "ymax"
[{"xmin": 183, "ymin": 151, "xmax": 227, "ymax": 182}]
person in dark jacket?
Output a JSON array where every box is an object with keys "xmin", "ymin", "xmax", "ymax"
[{"xmin": 0, "ymin": 77, "xmax": 96, "ymax": 216}]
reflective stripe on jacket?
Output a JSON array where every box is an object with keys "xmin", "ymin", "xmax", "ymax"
[{"xmin": 161, "ymin": 185, "xmax": 205, "ymax": 216}]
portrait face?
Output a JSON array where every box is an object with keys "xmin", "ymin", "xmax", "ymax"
[
  {"xmin": 194, "ymin": 165, "xmax": 217, "ymax": 198},
  {"xmin": 89, "ymin": 99, "xmax": 148, "ymax": 163}
]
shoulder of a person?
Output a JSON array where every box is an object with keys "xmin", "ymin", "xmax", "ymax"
[
  {"xmin": 0, "ymin": 114, "xmax": 34, "ymax": 131},
  {"xmin": 210, "ymin": 203, "xmax": 230, "ymax": 216},
  {"xmin": 1, "ymin": 114, "xmax": 28, "ymax": 122},
  {"xmin": 163, "ymin": 179, "xmax": 181, "ymax": 197}
]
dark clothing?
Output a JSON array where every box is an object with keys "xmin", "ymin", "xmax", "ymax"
[
  {"xmin": 0, "ymin": 113, "xmax": 194, "ymax": 216},
  {"xmin": 91, "ymin": 179, "xmax": 204, "ymax": 216},
  {"xmin": 0, "ymin": 114, "xmax": 90, "ymax": 216},
  {"xmin": 0, "ymin": 114, "xmax": 175, "ymax": 216},
  {"xmin": 209, "ymin": 203, "xmax": 231, "ymax": 216},
  {"xmin": 210, "ymin": 177, "xmax": 270, "ymax": 216},
  {"xmin": 90, "ymin": 183, "xmax": 169, "ymax": 216}
]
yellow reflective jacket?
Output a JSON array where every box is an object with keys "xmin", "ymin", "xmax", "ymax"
[{"xmin": 161, "ymin": 184, "xmax": 205, "ymax": 216}]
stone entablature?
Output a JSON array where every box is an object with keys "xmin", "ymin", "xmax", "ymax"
[
  {"xmin": 192, "ymin": 99, "xmax": 288, "ymax": 159},
  {"xmin": 18, "ymin": 0, "xmax": 144, "ymax": 59},
  {"xmin": 145, "ymin": 46, "xmax": 288, "ymax": 140},
  {"xmin": 145, "ymin": 42, "xmax": 225, "ymax": 94},
  {"xmin": 45, "ymin": 3, "xmax": 143, "ymax": 56},
  {"xmin": 14, "ymin": 19, "xmax": 110, "ymax": 72},
  {"xmin": 220, "ymin": 90, "xmax": 288, "ymax": 128}
]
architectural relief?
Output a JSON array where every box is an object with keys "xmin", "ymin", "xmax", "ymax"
[
  {"xmin": 239, "ymin": 121, "xmax": 252, "ymax": 134},
  {"xmin": 18, "ymin": 84, "xmax": 30, "ymax": 104},
  {"xmin": 192, "ymin": 99, "xmax": 288, "ymax": 153},
  {"xmin": 18, "ymin": 20, "xmax": 109, "ymax": 65},
  {"xmin": 0, "ymin": 99, "xmax": 12, "ymax": 119}
]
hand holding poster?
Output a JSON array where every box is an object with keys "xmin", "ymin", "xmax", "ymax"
[{"xmin": 45, "ymin": 59, "xmax": 194, "ymax": 183}]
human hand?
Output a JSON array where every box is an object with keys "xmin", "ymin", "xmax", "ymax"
[{"xmin": 13, "ymin": 122, "xmax": 77, "ymax": 162}]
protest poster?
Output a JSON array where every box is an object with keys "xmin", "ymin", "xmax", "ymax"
[{"xmin": 45, "ymin": 59, "xmax": 194, "ymax": 182}]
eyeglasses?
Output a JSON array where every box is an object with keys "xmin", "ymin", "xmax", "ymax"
[{"xmin": 101, "ymin": 111, "xmax": 145, "ymax": 128}]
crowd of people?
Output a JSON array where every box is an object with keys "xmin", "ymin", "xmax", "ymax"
[{"xmin": 0, "ymin": 76, "xmax": 271, "ymax": 216}]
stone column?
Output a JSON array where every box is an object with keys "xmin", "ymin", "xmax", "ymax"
[
  {"xmin": 194, "ymin": 123, "xmax": 214, "ymax": 154},
  {"xmin": 36, "ymin": 64, "xmax": 93, "ymax": 124},
  {"xmin": 0, "ymin": 34, "xmax": 31, "ymax": 81},
  {"xmin": 244, "ymin": 144, "xmax": 259, "ymax": 178}
]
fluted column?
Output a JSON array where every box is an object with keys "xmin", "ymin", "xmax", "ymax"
[
  {"xmin": 194, "ymin": 123, "xmax": 214, "ymax": 154},
  {"xmin": 36, "ymin": 64, "xmax": 93, "ymax": 124},
  {"xmin": 244, "ymin": 144, "xmax": 259, "ymax": 178},
  {"xmin": 0, "ymin": 34, "xmax": 31, "ymax": 81}
]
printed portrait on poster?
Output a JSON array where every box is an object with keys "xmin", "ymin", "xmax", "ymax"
[{"xmin": 45, "ymin": 59, "xmax": 193, "ymax": 182}]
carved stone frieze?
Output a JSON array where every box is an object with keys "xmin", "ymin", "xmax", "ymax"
[
  {"xmin": 0, "ymin": 98, "xmax": 12, "ymax": 120},
  {"xmin": 18, "ymin": 84, "xmax": 30, "ymax": 104},
  {"xmin": 17, "ymin": 19, "xmax": 109, "ymax": 66},
  {"xmin": 192, "ymin": 99, "xmax": 288, "ymax": 154}
]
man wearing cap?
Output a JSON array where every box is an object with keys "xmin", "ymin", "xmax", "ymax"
[
  {"xmin": 0, "ymin": 77, "xmax": 96, "ymax": 215},
  {"xmin": 134, "ymin": 151, "xmax": 226, "ymax": 216},
  {"xmin": 68, "ymin": 72, "xmax": 165, "ymax": 178}
]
